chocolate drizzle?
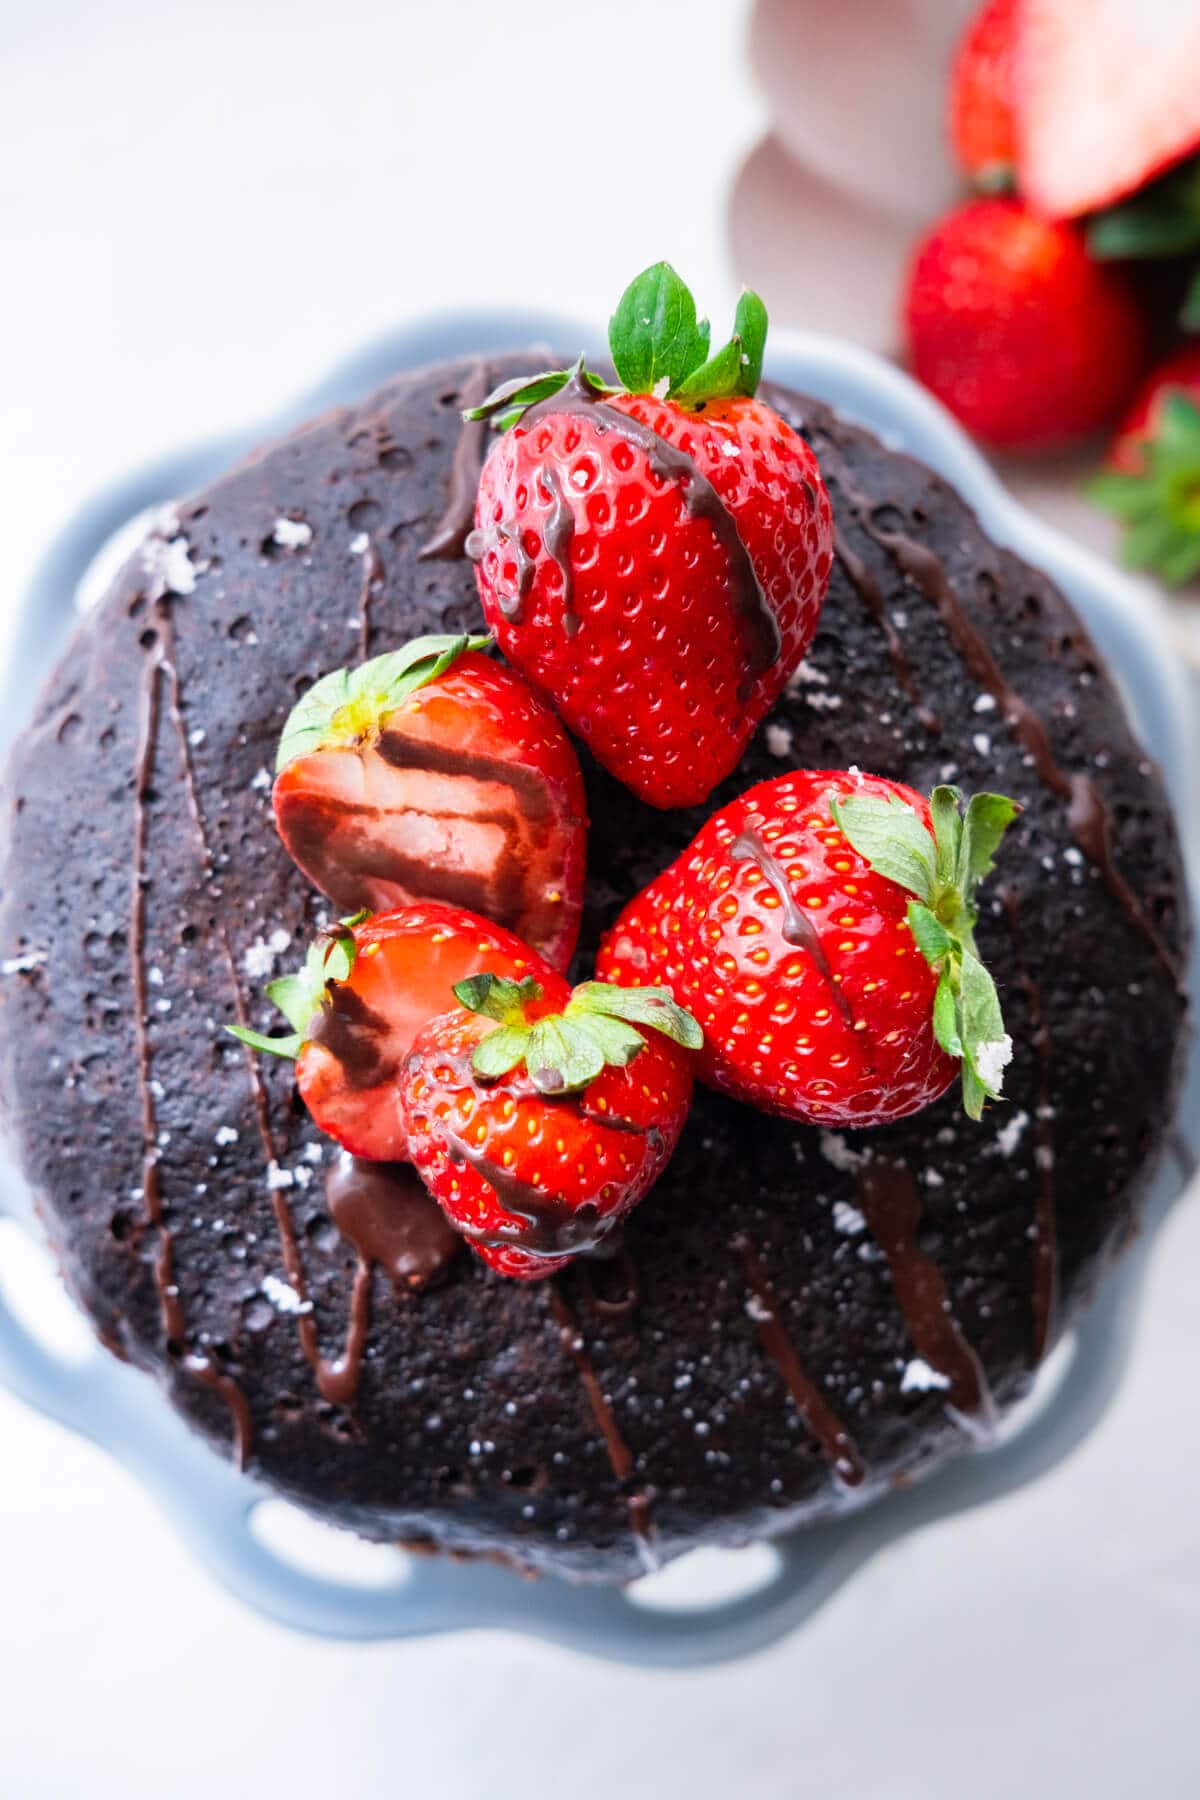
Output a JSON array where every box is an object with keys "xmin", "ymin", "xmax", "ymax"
[
  {"xmin": 849, "ymin": 508, "xmax": 1178, "ymax": 988},
  {"xmin": 307, "ymin": 984, "xmax": 395, "ymax": 1089},
  {"xmin": 448, "ymin": 1136, "xmax": 618, "ymax": 1260},
  {"xmin": 549, "ymin": 1285, "xmax": 657, "ymax": 1569},
  {"xmin": 325, "ymin": 1155, "xmax": 460, "ymax": 1291},
  {"xmin": 538, "ymin": 463, "xmax": 578, "ymax": 635},
  {"xmin": 357, "ymin": 537, "xmax": 385, "ymax": 660},
  {"xmin": 1001, "ymin": 890, "xmax": 1059, "ymax": 1362},
  {"xmin": 734, "ymin": 1236, "xmax": 866, "ymax": 1486},
  {"xmin": 832, "ymin": 531, "xmax": 940, "ymax": 734},
  {"xmin": 730, "ymin": 830, "xmax": 862, "ymax": 1039},
  {"xmin": 129, "ymin": 646, "xmax": 251, "ymax": 1467},
  {"xmin": 515, "ymin": 367, "xmax": 781, "ymax": 678},
  {"xmin": 856, "ymin": 1158, "xmax": 996, "ymax": 1437},
  {"xmin": 417, "ymin": 360, "xmax": 490, "ymax": 561},
  {"xmin": 495, "ymin": 522, "xmax": 536, "ymax": 618}
]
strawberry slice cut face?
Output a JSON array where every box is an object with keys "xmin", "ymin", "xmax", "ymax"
[
  {"xmin": 273, "ymin": 639, "xmax": 587, "ymax": 973},
  {"xmin": 231, "ymin": 903, "xmax": 556, "ymax": 1163},
  {"xmin": 1018, "ymin": 1, "xmax": 1200, "ymax": 218}
]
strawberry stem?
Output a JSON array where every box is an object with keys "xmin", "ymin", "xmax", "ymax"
[
  {"xmin": 456, "ymin": 972, "xmax": 702, "ymax": 1094},
  {"xmin": 464, "ymin": 264, "xmax": 769, "ymax": 432},
  {"xmin": 830, "ymin": 783, "xmax": 1019, "ymax": 1120}
]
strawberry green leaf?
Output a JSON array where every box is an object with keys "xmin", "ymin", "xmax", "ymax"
[
  {"xmin": 454, "ymin": 973, "xmax": 544, "ymax": 1025},
  {"xmin": 1087, "ymin": 392, "xmax": 1200, "ymax": 587},
  {"xmin": 464, "ymin": 360, "xmax": 611, "ymax": 430},
  {"xmin": 526, "ymin": 1016, "xmax": 605, "ymax": 1094},
  {"xmin": 226, "ymin": 915, "xmax": 361, "ymax": 1061},
  {"xmin": 568, "ymin": 981, "xmax": 703, "ymax": 1050},
  {"xmin": 1183, "ymin": 269, "xmax": 1200, "ymax": 333},
  {"xmin": 957, "ymin": 951, "xmax": 1011, "ymax": 1116},
  {"xmin": 470, "ymin": 1024, "xmax": 533, "ymax": 1081},
  {"xmin": 1088, "ymin": 157, "xmax": 1200, "ymax": 261},
  {"xmin": 276, "ymin": 634, "xmax": 490, "ymax": 772},
  {"xmin": 733, "ymin": 289, "xmax": 768, "ymax": 397},
  {"xmin": 608, "ymin": 262, "xmax": 710, "ymax": 397},
  {"xmin": 931, "ymin": 967, "xmax": 961, "ymax": 1061},
  {"xmin": 929, "ymin": 784, "xmax": 963, "ymax": 892},
  {"xmin": 671, "ymin": 335, "xmax": 746, "ymax": 404},
  {"xmin": 972, "ymin": 162, "xmax": 1016, "ymax": 197},
  {"xmin": 957, "ymin": 792, "xmax": 1021, "ymax": 894},
  {"xmin": 227, "ymin": 1025, "xmax": 302, "ymax": 1060},
  {"xmin": 829, "ymin": 792, "xmax": 936, "ymax": 905},
  {"xmin": 906, "ymin": 901, "xmax": 954, "ymax": 970},
  {"xmin": 463, "ymin": 975, "xmax": 701, "ymax": 1090},
  {"xmin": 266, "ymin": 972, "xmax": 322, "ymax": 1036},
  {"xmin": 568, "ymin": 1011, "xmax": 648, "ymax": 1066},
  {"xmin": 838, "ymin": 783, "xmax": 1016, "ymax": 1120}
]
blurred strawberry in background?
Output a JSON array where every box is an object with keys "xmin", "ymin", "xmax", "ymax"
[
  {"xmin": 738, "ymin": 0, "xmax": 1200, "ymax": 589},
  {"xmin": 905, "ymin": 197, "xmax": 1144, "ymax": 450}
]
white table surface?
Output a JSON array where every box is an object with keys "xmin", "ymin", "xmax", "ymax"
[{"xmin": 2, "ymin": 4, "xmax": 1198, "ymax": 1795}]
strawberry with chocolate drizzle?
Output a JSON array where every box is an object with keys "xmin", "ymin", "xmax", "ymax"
[
  {"xmin": 230, "ymin": 903, "xmax": 553, "ymax": 1162},
  {"xmin": 465, "ymin": 263, "xmax": 834, "ymax": 809},
  {"xmin": 598, "ymin": 771, "xmax": 1018, "ymax": 1127},
  {"xmin": 401, "ymin": 972, "xmax": 701, "ymax": 1279},
  {"xmin": 273, "ymin": 634, "xmax": 586, "ymax": 973}
]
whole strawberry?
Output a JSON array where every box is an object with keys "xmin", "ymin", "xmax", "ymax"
[
  {"xmin": 1089, "ymin": 345, "xmax": 1200, "ymax": 588},
  {"xmin": 465, "ymin": 263, "xmax": 833, "ymax": 809},
  {"xmin": 402, "ymin": 971, "xmax": 701, "ymax": 1279},
  {"xmin": 904, "ymin": 198, "xmax": 1144, "ymax": 451},
  {"xmin": 273, "ymin": 635, "xmax": 586, "ymax": 972},
  {"xmin": 230, "ymin": 903, "xmax": 551, "ymax": 1162},
  {"xmin": 948, "ymin": 0, "xmax": 1018, "ymax": 193},
  {"xmin": 597, "ymin": 771, "xmax": 1018, "ymax": 1127}
]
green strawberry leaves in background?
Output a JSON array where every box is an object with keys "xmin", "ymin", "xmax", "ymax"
[
  {"xmin": 1088, "ymin": 393, "xmax": 1200, "ymax": 587},
  {"xmin": 831, "ymin": 785, "xmax": 1020, "ymax": 1121}
]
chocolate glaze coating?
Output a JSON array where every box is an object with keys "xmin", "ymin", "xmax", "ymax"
[{"xmin": 0, "ymin": 354, "xmax": 1189, "ymax": 1582}]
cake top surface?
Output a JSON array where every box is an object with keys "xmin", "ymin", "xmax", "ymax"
[{"xmin": 0, "ymin": 349, "xmax": 1189, "ymax": 1579}]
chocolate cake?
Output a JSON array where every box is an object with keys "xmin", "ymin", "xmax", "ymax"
[{"xmin": 0, "ymin": 351, "xmax": 1189, "ymax": 1582}]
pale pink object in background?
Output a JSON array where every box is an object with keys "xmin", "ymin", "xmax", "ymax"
[{"xmin": 735, "ymin": 0, "xmax": 976, "ymax": 352}]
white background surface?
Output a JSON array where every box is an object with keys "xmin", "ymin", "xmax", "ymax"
[{"xmin": 2, "ymin": 3, "xmax": 1198, "ymax": 1795}]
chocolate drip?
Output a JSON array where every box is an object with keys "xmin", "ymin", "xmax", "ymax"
[
  {"xmin": 814, "ymin": 427, "xmax": 1181, "ymax": 988},
  {"xmin": 549, "ymin": 1286, "xmax": 657, "ymax": 1567},
  {"xmin": 373, "ymin": 731, "xmax": 552, "ymax": 821},
  {"xmin": 357, "ymin": 537, "xmax": 385, "ymax": 660},
  {"xmin": 832, "ymin": 531, "xmax": 940, "ymax": 733},
  {"xmin": 129, "ymin": 647, "xmax": 250, "ymax": 1467},
  {"xmin": 325, "ymin": 1155, "xmax": 460, "ymax": 1291},
  {"xmin": 1001, "ymin": 891, "xmax": 1059, "ymax": 1362},
  {"xmin": 854, "ymin": 507, "xmax": 1179, "ymax": 987},
  {"xmin": 448, "ymin": 1135, "xmax": 618, "ymax": 1260},
  {"xmin": 517, "ymin": 367, "xmax": 780, "ymax": 678},
  {"xmin": 495, "ymin": 522, "xmax": 536, "ymax": 617},
  {"xmin": 856, "ymin": 1158, "xmax": 996, "ymax": 1436},
  {"xmin": 307, "ymin": 985, "xmax": 395, "ymax": 1089},
  {"xmin": 735, "ymin": 1235, "xmax": 866, "ymax": 1486},
  {"xmin": 578, "ymin": 1241, "xmax": 641, "ymax": 1319},
  {"xmin": 417, "ymin": 361, "xmax": 490, "ymax": 561},
  {"xmin": 538, "ymin": 463, "xmax": 578, "ymax": 635},
  {"xmin": 730, "ymin": 830, "xmax": 863, "ymax": 1038}
]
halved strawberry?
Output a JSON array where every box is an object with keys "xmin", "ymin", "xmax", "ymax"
[
  {"xmin": 1017, "ymin": 2, "xmax": 1200, "ymax": 219},
  {"xmin": 230, "ymin": 903, "xmax": 552, "ymax": 1161},
  {"xmin": 273, "ymin": 636, "xmax": 587, "ymax": 973}
]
